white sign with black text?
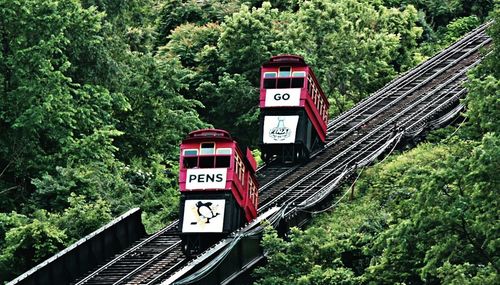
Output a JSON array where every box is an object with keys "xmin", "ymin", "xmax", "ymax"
[
  {"xmin": 182, "ymin": 199, "xmax": 226, "ymax": 233},
  {"xmin": 185, "ymin": 168, "xmax": 227, "ymax": 190},
  {"xmin": 265, "ymin": 88, "xmax": 301, "ymax": 107},
  {"xmin": 263, "ymin": 115, "xmax": 299, "ymax": 144}
]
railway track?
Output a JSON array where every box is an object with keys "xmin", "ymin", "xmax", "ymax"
[
  {"xmin": 71, "ymin": 22, "xmax": 491, "ymax": 285},
  {"xmin": 72, "ymin": 222, "xmax": 184, "ymax": 285}
]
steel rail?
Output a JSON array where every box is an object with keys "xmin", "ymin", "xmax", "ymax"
[
  {"xmin": 258, "ymin": 164, "xmax": 301, "ymax": 193},
  {"xmin": 262, "ymin": 48, "xmax": 486, "ymax": 214},
  {"xmin": 112, "ymin": 241, "xmax": 182, "ymax": 285},
  {"xmin": 280, "ymin": 47, "xmax": 487, "ymax": 215},
  {"xmin": 145, "ymin": 258, "xmax": 188, "ymax": 285},
  {"xmin": 405, "ymin": 89, "xmax": 468, "ymax": 135},
  {"xmin": 258, "ymin": 126, "xmax": 390, "ymax": 212},
  {"xmin": 325, "ymin": 29, "xmax": 489, "ymax": 144},
  {"xmin": 326, "ymin": 35, "xmax": 490, "ymax": 148},
  {"xmin": 74, "ymin": 221, "xmax": 180, "ymax": 285},
  {"xmin": 326, "ymin": 21, "xmax": 491, "ymax": 129}
]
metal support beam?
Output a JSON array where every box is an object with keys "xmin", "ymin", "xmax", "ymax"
[{"xmin": 8, "ymin": 208, "xmax": 146, "ymax": 285}]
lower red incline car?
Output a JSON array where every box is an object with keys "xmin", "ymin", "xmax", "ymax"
[{"xmin": 178, "ymin": 129, "xmax": 258, "ymax": 254}]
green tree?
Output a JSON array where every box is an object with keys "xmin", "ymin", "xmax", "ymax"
[
  {"xmin": 441, "ymin": 15, "xmax": 482, "ymax": 45},
  {"xmin": 382, "ymin": 0, "xmax": 493, "ymax": 27},
  {"xmin": 464, "ymin": 7, "xmax": 499, "ymax": 136},
  {"xmin": 290, "ymin": 0, "xmax": 423, "ymax": 114},
  {"xmin": 0, "ymin": 194, "xmax": 113, "ymax": 281},
  {"xmin": 255, "ymin": 195, "xmax": 386, "ymax": 284},
  {"xmin": 80, "ymin": 0, "xmax": 159, "ymax": 52},
  {"xmin": 0, "ymin": 213, "xmax": 66, "ymax": 281},
  {"xmin": 0, "ymin": 0, "xmax": 130, "ymax": 212},
  {"xmin": 218, "ymin": 2, "xmax": 279, "ymax": 85},
  {"xmin": 56, "ymin": 193, "xmax": 112, "ymax": 243},
  {"xmin": 0, "ymin": 212, "xmax": 29, "ymax": 250},
  {"xmin": 257, "ymin": 139, "xmax": 499, "ymax": 284},
  {"xmin": 125, "ymin": 157, "xmax": 180, "ymax": 233},
  {"xmin": 159, "ymin": 22, "xmax": 224, "ymax": 104},
  {"xmin": 367, "ymin": 138, "xmax": 499, "ymax": 284},
  {"xmin": 160, "ymin": 19, "xmax": 263, "ymax": 143},
  {"xmin": 198, "ymin": 73, "xmax": 260, "ymax": 144},
  {"xmin": 0, "ymin": 0, "xmax": 203, "ymax": 279},
  {"xmin": 156, "ymin": 0, "xmax": 208, "ymax": 45},
  {"xmin": 156, "ymin": 0, "xmax": 242, "ymax": 47},
  {"xmin": 115, "ymin": 53, "xmax": 207, "ymax": 162}
]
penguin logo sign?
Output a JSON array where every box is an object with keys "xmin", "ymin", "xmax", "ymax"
[
  {"xmin": 182, "ymin": 199, "xmax": 225, "ymax": 233},
  {"xmin": 193, "ymin": 201, "xmax": 220, "ymax": 224}
]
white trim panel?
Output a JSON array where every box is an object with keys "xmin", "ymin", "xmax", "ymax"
[
  {"xmin": 264, "ymin": 88, "xmax": 301, "ymax": 107},
  {"xmin": 185, "ymin": 168, "xmax": 227, "ymax": 190}
]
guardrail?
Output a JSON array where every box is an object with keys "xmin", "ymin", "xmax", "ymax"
[{"xmin": 8, "ymin": 208, "xmax": 146, "ymax": 285}]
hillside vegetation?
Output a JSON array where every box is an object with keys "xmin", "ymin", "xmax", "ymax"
[
  {"xmin": 255, "ymin": 5, "xmax": 500, "ymax": 284},
  {"xmin": 0, "ymin": 0, "xmax": 497, "ymax": 282}
]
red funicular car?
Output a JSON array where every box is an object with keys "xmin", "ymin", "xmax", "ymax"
[
  {"xmin": 259, "ymin": 55, "xmax": 329, "ymax": 162},
  {"xmin": 178, "ymin": 129, "xmax": 258, "ymax": 254}
]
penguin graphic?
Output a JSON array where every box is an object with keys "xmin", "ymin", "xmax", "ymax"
[{"xmin": 195, "ymin": 201, "xmax": 220, "ymax": 223}]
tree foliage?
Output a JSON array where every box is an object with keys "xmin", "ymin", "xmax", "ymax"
[
  {"xmin": 0, "ymin": 0, "xmax": 127, "ymax": 211},
  {"xmin": 156, "ymin": 0, "xmax": 242, "ymax": 47},
  {"xmin": 161, "ymin": 0, "xmax": 427, "ymax": 140},
  {"xmin": 256, "ymin": 138, "xmax": 499, "ymax": 284},
  {"xmin": 218, "ymin": 2, "xmax": 279, "ymax": 84},
  {"xmin": 464, "ymin": 7, "xmax": 500, "ymax": 136},
  {"xmin": 256, "ymin": 5, "xmax": 499, "ymax": 282},
  {"xmin": 0, "ymin": 0, "xmax": 203, "ymax": 278},
  {"xmin": 254, "ymin": 198, "xmax": 382, "ymax": 284},
  {"xmin": 0, "ymin": 0, "xmax": 495, "ymax": 281},
  {"xmin": 0, "ymin": 215, "xmax": 67, "ymax": 281},
  {"xmin": 288, "ymin": 0, "xmax": 423, "ymax": 114},
  {"xmin": 383, "ymin": 0, "xmax": 493, "ymax": 27},
  {"xmin": 115, "ymin": 53, "xmax": 207, "ymax": 162},
  {"xmin": 0, "ymin": 194, "xmax": 112, "ymax": 281}
]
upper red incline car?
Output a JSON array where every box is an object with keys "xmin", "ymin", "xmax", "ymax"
[{"xmin": 259, "ymin": 55, "xmax": 329, "ymax": 162}]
